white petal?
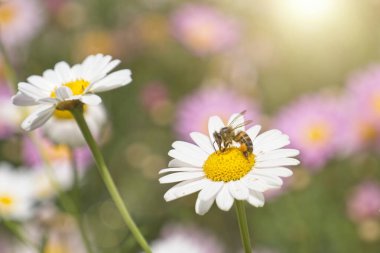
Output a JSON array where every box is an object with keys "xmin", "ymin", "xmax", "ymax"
[
  {"xmin": 253, "ymin": 129, "xmax": 282, "ymax": 147},
  {"xmin": 89, "ymin": 58, "xmax": 120, "ymax": 82},
  {"xmin": 195, "ymin": 192, "xmax": 216, "ymax": 215},
  {"xmin": 216, "ymin": 184, "xmax": 234, "ymax": 211},
  {"xmin": 228, "ymin": 180, "xmax": 249, "ymax": 200},
  {"xmin": 80, "ymin": 94, "xmax": 102, "ymax": 105},
  {"xmin": 55, "ymin": 86, "xmax": 73, "ymax": 100},
  {"xmin": 27, "ymin": 75, "xmax": 55, "ymax": 92},
  {"xmin": 255, "ymin": 149, "xmax": 300, "ymax": 161},
  {"xmin": 253, "ymin": 167, "xmax": 293, "ymax": 177},
  {"xmin": 21, "ymin": 105, "xmax": 55, "ymax": 131},
  {"xmin": 242, "ymin": 175, "xmax": 273, "ymax": 192},
  {"xmin": 18, "ymin": 82, "xmax": 49, "ymax": 100},
  {"xmin": 159, "ymin": 171, "xmax": 204, "ymax": 184},
  {"xmin": 172, "ymin": 141, "xmax": 208, "ymax": 162},
  {"xmin": 251, "ymin": 174, "xmax": 283, "ymax": 187},
  {"xmin": 37, "ymin": 97, "xmax": 59, "ymax": 104},
  {"xmin": 71, "ymin": 64, "xmax": 83, "ymax": 78},
  {"xmin": 190, "ymin": 132, "xmax": 214, "ymax": 154},
  {"xmin": 159, "ymin": 167, "xmax": 203, "ymax": 174},
  {"xmin": 101, "ymin": 59, "xmax": 121, "ymax": 75},
  {"xmin": 168, "ymin": 149, "xmax": 204, "ymax": 168},
  {"xmin": 255, "ymin": 158, "xmax": 300, "ymax": 168},
  {"xmin": 168, "ymin": 159, "xmax": 193, "ymax": 168},
  {"xmin": 247, "ymin": 191, "xmax": 265, "ymax": 207},
  {"xmin": 208, "ymin": 116, "xmax": 225, "ymax": 150},
  {"xmin": 246, "ymin": 125, "xmax": 261, "ymax": 141},
  {"xmin": 54, "ymin": 61, "xmax": 74, "ymax": 83},
  {"xmin": 163, "ymin": 178, "xmax": 209, "ymax": 201},
  {"xmin": 255, "ymin": 135, "xmax": 290, "ymax": 153},
  {"xmin": 198, "ymin": 181, "xmax": 223, "ymax": 201},
  {"xmin": 12, "ymin": 92, "xmax": 38, "ymax": 106},
  {"xmin": 42, "ymin": 69, "xmax": 62, "ymax": 85},
  {"xmin": 89, "ymin": 69, "xmax": 132, "ymax": 93}
]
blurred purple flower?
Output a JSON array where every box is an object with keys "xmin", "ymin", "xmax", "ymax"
[
  {"xmin": 347, "ymin": 181, "xmax": 380, "ymax": 223},
  {"xmin": 0, "ymin": 0, "xmax": 44, "ymax": 50},
  {"xmin": 150, "ymin": 223, "xmax": 225, "ymax": 253},
  {"xmin": 170, "ymin": 4, "xmax": 240, "ymax": 56},
  {"xmin": 273, "ymin": 94, "xmax": 343, "ymax": 171},
  {"xmin": 175, "ymin": 86, "xmax": 261, "ymax": 140},
  {"xmin": 140, "ymin": 82, "xmax": 169, "ymax": 111},
  {"xmin": 22, "ymin": 133, "xmax": 92, "ymax": 171},
  {"xmin": 341, "ymin": 65, "xmax": 380, "ymax": 153}
]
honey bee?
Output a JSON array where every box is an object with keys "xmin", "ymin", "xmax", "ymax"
[{"xmin": 213, "ymin": 110, "xmax": 253, "ymax": 158}]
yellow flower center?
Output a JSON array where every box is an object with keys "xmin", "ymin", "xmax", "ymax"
[
  {"xmin": 44, "ymin": 243, "xmax": 69, "ymax": 253},
  {"xmin": 203, "ymin": 148, "xmax": 255, "ymax": 182},
  {"xmin": 0, "ymin": 195, "xmax": 13, "ymax": 207},
  {"xmin": 0, "ymin": 5, "xmax": 16, "ymax": 25},
  {"xmin": 304, "ymin": 123, "xmax": 330, "ymax": 144},
  {"xmin": 186, "ymin": 24, "xmax": 215, "ymax": 51},
  {"xmin": 51, "ymin": 79, "xmax": 90, "ymax": 120}
]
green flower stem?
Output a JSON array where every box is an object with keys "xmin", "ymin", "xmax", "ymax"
[
  {"xmin": 235, "ymin": 200, "xmax": 253, "ymax": 253},
  {"xmin": 68, "ymin": 148, "xmax": 95, "ymax": 253},
  {"xmin": 71, "ymin": 105, "xmax": 152, "ymax": 253}
]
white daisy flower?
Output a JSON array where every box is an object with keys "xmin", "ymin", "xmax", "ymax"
[
  {"xmin": 0, "ymin": 163, "xmax": 36, "ymax": 220},
  {"xmin": 42, "ymin": 103, "xmax": 107, "ymax": 147},
  {"xmin": 149, "ymin": 223, "xmax": 225, "ymax": 253},
  {"xmin": 31, "ymin": 163, "xmax": 76, "ymax": 201},
  {"xmin": 12, "ymin": 54, "xmax": 132, "ymax": 131},
  {"xmin": 159, "ymin": 113, "xmax": 300, "ymax": 215}
]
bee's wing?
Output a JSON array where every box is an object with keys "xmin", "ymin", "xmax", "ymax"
[
  {"xmin": 231, "ymin": 120, "xmax": 253, "ymax": 131},
  {"xmin": 227, "ymin": 110, "xmax": 247, "ymax": 127}
]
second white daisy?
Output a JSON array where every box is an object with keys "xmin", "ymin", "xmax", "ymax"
[
  {"xmin": 159, "ymin": 113, "xmax": 300, "ymax": 215},
  {"xmin": 12, "ymin": 54, "xmax": 131, "ymax": 131}
]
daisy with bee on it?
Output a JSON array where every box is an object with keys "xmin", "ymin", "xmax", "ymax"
[{"xmin": 159, "ymin": 111, "xmax": 300, "ymax": 253}]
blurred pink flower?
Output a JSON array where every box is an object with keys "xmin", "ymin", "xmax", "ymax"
[
  {"xmin": 175, "ymin": 87, "xmax": 261, "ymax": 140},
  {"xmin": 341, "ymin": 65, "xmax": 380, "ymax": 153},
  {"xmin": 347, "ymin": 181, "xmax": 380, "ymax": 223},
  {"xmin": 0, "ymin": 0, "xmax": 44, "ymax": 49},
  {"xmin": 273, "ymin": 94, "xmax": 343, "ymax": 171},
  {"xmin": 22, "ymin": 133, "xmax": 92, "ymax": 171},
  {"xmin": 150, "ymin": 223, "xmax": 225, "ymax": 253},
  {"xmin": 140, "ymin": 82, "xmax": 169, "ymax": 111},
  {"xmin": 170, "ymin": 4, "xmax": 240, "ymax": 56}
]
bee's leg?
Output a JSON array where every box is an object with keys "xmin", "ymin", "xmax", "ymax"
[
  {"xmin": 213, "ymin": 132, "xmax": 223, "ymax": 152},
  {"xmin": 240, "ymin": 144, "xmax": 249, "ymax": 158}
]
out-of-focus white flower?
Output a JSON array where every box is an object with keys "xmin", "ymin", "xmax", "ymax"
[
  {"xmin": 31, "ymin": 163, "xmax": 76, "ymax": 201},
  {"xmin": 12, "ymin": 54, "xmax": 132, "ymax": 131},
  {"xmin": 43, "ymin": 104, "xmax": 107, "ymax": 147},
  {"xmin": 0, "ymin": 0, "xmax": 44, "ymax": 49},
  {"xmin": 0, "ymin": 163, "xmax": 35, "ymax": 220},
  {"xmin": 149, "ymin": 223, "xmax": 225, "ymax": 253}
]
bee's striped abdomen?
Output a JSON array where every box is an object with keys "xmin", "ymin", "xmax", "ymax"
[{"xmin": 234, "ymin": 131, "xmax": 253, "ymax": 154}]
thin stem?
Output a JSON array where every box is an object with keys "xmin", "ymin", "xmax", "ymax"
[
  {"xmin": 68, "ymin": 148, "xmax": 95, "ymax": 253},
  {"xmin": 70, "ymin": 106, "xmax": 152, "ymax": 253},
  {"xmin": 235, "ymin": 201, "xmax": 253, "ymax": 253}
]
